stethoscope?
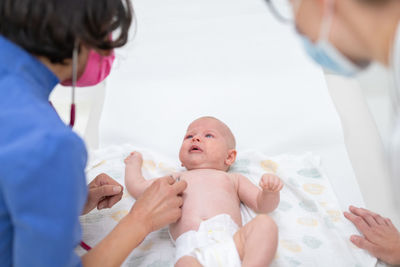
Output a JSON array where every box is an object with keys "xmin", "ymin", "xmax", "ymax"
[
  {"xmin": 69, "ymin": 40, "xmax": 78, "ymax": 128},
  {"xmin": 55, "ymin": 41, "xmax": 91, "ymax": 250},
  {"xmin": 50, "ymin": 42, "xmax": 77, "ymax": 128}
]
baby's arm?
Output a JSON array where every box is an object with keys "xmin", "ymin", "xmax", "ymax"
[
  {"xmin": 234, "ymin": 173, "xmax": 283, "ymax": 213},
  {"xmin": 124, "ymin": 152, "xmax": 154, "ymax": 199},
  {"xmin": 124, "ymin": 152, "xmax": 180, "ymax": 199}
]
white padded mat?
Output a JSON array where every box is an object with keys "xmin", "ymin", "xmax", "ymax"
[{"xmin": 78, "ymin": 145, "xmax": 377, "ymax": 266}]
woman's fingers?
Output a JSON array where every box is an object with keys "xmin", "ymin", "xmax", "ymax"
[
  {"xmin": 344, "ymin": 211, "xmax": 371, "ymax": 236},
  {"xmin": 350, "ymin": 206, "xmax": 380, "ymax": 221},
  {"xmin": 165, "ymin": 175, "xmax": 176, "ymax": 185},
  {"xmin": 130, "ymin": 177, "xmax": 187, "ymax": 233},
  {"xmin": 172, "ymin": 180, "xmax": 188, "ymax": 195},
  {"xmin": 82, "ymin": 173, "xmax": 124, "ymax": 215},
  {"xmin": 345, "ymin": 206, "xmax": 400, "ymax": 265},
  {"xmin": 350, "ymin": 235, "xmax": 379, "ymax": 254},
  {"xmin": 106, "ymin": 191, "xmax": 124, "ymax": 208},
  {"xmin": 373, "ymin": 214, "xmax": 387, "ymax": 226},
  {"xmin": 357, "ymin": 208, "xmax": 388, "ymax": 226},
  {"xmin": 97, "ymin": 198, "xmax": 108, "ymax": 210},
  {"xmin": 92, "ymin": 184, "xmax": 122, "ymax": 199},
  {"xmin": 349, "ymin": 206, "xmax": 379, "ymax": 227}
]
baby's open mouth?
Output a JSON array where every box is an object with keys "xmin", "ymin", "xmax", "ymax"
[{"xmin": 189, "ymin": 145, "xmax": 203, "ymax": 152}]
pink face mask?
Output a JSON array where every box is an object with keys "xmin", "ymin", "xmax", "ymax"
[
  {"xmin": 61, "ymin": 49, "xmax": 115, "ymax": 87},
  {"xmin": 60, "ymin": 43, "xmax": 115, "ymax": 128}
]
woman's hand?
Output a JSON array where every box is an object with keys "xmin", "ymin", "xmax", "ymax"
[
  {"xmin": 129, "ymin": 175, "xmax": 187, "ymax": 234},
  {"xmin": 344, "ymin": 206, "xmax": 400, "ymax": 265},
  {"xmin": 82, "ymin": 173, "xmax": 123, "ymax": 215}
]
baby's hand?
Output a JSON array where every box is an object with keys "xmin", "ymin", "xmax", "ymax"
[
  {"xmin": 124, "ymin": 151, "xmax": 143, "ymax": 166},
  {"xmin": 259, "ymin": 174, "xmax": 283, "ymax": 193}
]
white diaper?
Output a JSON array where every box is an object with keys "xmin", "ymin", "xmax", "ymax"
[{"xmin": 174, "ymin": 214, "xmax": 241, "ymax": 267}]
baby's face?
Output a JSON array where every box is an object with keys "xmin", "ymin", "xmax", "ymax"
[{"xmin": 179, "ymin": 118, "xmax": 236, "ymax": 171}]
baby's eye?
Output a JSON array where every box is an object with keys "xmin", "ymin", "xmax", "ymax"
[
  {"xmin": 205, "ymin": 134, "xmax": 214, "ymax": 138},
  {"xmin": 185, "ymin": 135, "xmax": 193, "ymax": 139}
]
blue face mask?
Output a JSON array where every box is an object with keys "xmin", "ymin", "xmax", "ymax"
[
  {"xmin": 296, "ymin": 0, "xmax": 368, "ymax": 77},
  {"xmin": 300, "ymin": 35, "xmax": 363, "ymax": 77}
]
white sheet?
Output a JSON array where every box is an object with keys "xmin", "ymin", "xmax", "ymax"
[
  {"xmin": 100, "ymin": 0, "xmax": 364, "ymax": 210},
  {"xmin": 79, "ymin": 145, "xmax": 377, "ymax": 266}
]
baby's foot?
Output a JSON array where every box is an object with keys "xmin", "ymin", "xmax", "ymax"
[{"xmin": 124, "ymin": 151, "xmax": 143, "ymax": 169}]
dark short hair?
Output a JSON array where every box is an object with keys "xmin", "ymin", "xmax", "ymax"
[{"xmin": 0, "ymin": 0, "xmax": 133, "ymax": 64}]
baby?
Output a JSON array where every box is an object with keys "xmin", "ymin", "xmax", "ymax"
[{"xmin": 125, "ymin": 117, "xmax": 283, "ymax": 267}]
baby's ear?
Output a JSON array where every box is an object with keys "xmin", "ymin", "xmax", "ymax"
[{"xmin": 225, "ymin": 149, "xmax": 237, "ymax": 166}]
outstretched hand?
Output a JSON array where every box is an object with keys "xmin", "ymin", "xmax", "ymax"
[
  {"xmin": 344, "ymin": 206, "xmax": 400, "ymax": 265},
  {"xmin": 82, "ymin": 173, "xmax": 123, "ymax": 215}
]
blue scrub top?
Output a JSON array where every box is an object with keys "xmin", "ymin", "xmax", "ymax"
[{"xmin": 0, "ymin": 35, "xmax": 87, "ymax": 266}]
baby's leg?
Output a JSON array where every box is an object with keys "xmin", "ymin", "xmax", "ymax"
[
  {"xmin": 175, "ymin": 256, "xmax": 202, "ymax": 267},
  {"xmin": 233, "ymin": 214, "xmax": 278, "ymax": 267},
  {"xmin": 124, "ymin": 152, "xmax": 150, "ymax": 198}
]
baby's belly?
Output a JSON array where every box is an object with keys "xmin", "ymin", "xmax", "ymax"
[{"xmin": 169, "ymin": 191, "xmax": 242, "ymax": 240}]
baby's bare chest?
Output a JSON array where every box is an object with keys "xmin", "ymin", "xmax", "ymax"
[{"xmin": 180, "ymin": 170, "xmax": 237, "ymax": 195}]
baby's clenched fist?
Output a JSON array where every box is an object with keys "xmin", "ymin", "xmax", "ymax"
[{"xmin": 259, "ymin": 174, "xmax": 284, "ymax": 193}]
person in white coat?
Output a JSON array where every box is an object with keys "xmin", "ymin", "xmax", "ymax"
[{"xmin": 266, "ymin": 0, "xmax": 400, "ymax": 264}]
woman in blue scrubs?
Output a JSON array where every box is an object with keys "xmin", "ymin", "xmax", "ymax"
[
  {"xmin": 0, "ymin": 0, "xmax": 187, "ymax": 266},
  {"xmin": 266, "ymin": 0, "xmax": 400, "ymax": 264}
]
